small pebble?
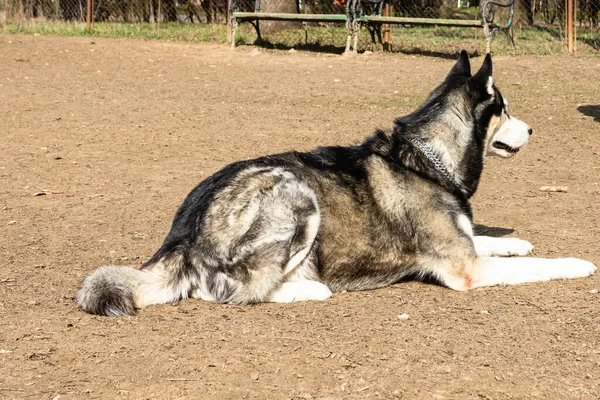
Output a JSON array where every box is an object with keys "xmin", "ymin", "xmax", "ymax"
[{"xmin": 397, "ymin": 313, "xmax": 409, "ymax": 320}]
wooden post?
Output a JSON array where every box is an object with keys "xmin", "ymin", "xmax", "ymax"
[
  {"xmin": 86, "ymin": 0, "xmax": 92, "ymax": 30},
  {"xmin": 573, "ymin": 0, "xmax": 577, "ymax": 53},
  {"xmin": 382, "ymin": 3, "xmax": 392, "ymax": 52},
  {"xmin": 566, "ymin": 0, "xmax": 574, "ymax": 53},
  {"xmin": 157, "ymin": 0, "xmax": 161, "ymax": 33}
]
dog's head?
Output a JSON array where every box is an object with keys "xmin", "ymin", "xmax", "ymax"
[{"xmin": 446, "ymin": 51, "xmax": 532, "ymax": 158}]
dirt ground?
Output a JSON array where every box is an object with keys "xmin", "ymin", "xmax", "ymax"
[{"xmin": 1, "ymin": 35, "xmax": 599, "ymax": 399}]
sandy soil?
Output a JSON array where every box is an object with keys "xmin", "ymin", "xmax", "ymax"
[{"xmin": 1, "ymin": 35, "xmax": 599, "ymax": 399}]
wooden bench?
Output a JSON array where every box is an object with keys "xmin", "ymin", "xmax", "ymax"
[{"xmin": 230, "ymin": 0, "xmax": 515, "ymax": 52}]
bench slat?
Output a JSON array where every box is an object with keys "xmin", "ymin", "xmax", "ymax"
[
  {"xmin": 232, "ymin": 12, "xmax": 348, "ymax": 22},
  {"xmin": 362, "ymin": 16, "xmax": 483, "ymax": 27},
  {"xmin": 232, "ymin": 12, "xmax": 484, "ymax": 28}
]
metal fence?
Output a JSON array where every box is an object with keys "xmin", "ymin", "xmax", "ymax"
[
  {"xmin": 577, "ymin": 0, "xmax": 600, "ymax": 50},
  {"xmin": 228, "ymin": 0, "xmax": 599, "ymax": 53},
  {"xmin": 0, "ymin": 0, "xmax": 226, "ymax": 22},
  {"xmin": 1, "ymin": 0, "xmax": 598, "ymax": 52}
]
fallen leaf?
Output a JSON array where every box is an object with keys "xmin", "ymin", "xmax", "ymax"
[{"xmin": 540, "ymin": 186, "xmax": 568, "ymax": 193}]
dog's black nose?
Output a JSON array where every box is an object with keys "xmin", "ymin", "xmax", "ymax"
[{"xmin": 528, "ymin": 128, "xmax": 533, "ymax": 135}]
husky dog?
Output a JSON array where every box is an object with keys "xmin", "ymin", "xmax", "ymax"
[{"xmin": 77, "ymin": 51, "xmax": 596, "ymax": 316}]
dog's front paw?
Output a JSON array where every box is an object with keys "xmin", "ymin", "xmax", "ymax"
[
  {"xmin": 473, "ymin": 236, "xmax": 534, "ymax": 257},
  {"xmin": 539, "ymin": 258, "xmax": 597, "ymax": 281},
  {"xmin": 562, "ymin": 258, "xmax": 597, "ymax": 278},
  {"xmin": 502, "ymin": 238, "xmax": 535, "ymax": 256}
]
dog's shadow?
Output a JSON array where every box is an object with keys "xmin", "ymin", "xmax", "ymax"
[
  {"xmin": 473, "ymin": 224, "xmax": 514, "ymax": 237},
  {"xmin": 578, "ymin": 105, "xmax": 600, "ymax": 122}
]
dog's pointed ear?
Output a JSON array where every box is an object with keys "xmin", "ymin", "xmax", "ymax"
[
  {"xmin": 469, "ymin": 53, "xmax": 494, "ymax": 95},
  {"xmin": 447, "ymin": 50, "xmax": 471, "ymax": 78}
]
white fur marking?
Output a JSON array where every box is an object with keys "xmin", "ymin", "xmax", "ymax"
[
  {"xmin": 473, "ymin": 236, "xmax": 534, "ymax": 257},
  {"xmin": 486, "ymin": 77, "xmax": 494, "ymax": 96},
  {"xmin": 471, "ymin": 257, "xmax": 597, "ymax": 288},
  {"xmin": 134, "ymin": 267, "xmax": 183, "ymax": 308},
  {"xmin": 268, "ymin": 281, "xmax": 332, "ymax": 303},
  {"xmin": 457, "ymin": 214, "xmax": 474, "ymax": 238}
]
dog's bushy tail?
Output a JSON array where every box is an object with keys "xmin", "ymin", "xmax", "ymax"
[{"xmin": 76, "ymin": 256, "xmax": 192, "ymax": 316}]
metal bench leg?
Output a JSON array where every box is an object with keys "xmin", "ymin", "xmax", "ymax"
[
  {"xmin": 352, "ymin": 19, "xmax": 360, "ymax": 53},
  {"xmin": 252, "ymin": 20, "xmax": 263, "ymax": 43},
  {"xmin": 344, "ymin": 2, "xmax": 353, "ymax": 53},
  {"xmin": 231, "ymin": 18, "xmax": 238, "ymax": 48},
  {"xmin": 345, "ymin": 27, "xmax": 353, "ymax": 53},
  {"xmin": 506, "ymin": 26, "xmax": 516, "ymax": 49},
  {"xmin": 345, "ymin": 19, "xmax": 354, "ymax": 53},
  {"xmin": 481, "ymin": 0, "xmax": 516, "ymax": 53}
]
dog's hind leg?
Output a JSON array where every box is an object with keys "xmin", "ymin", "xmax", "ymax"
[
  {"xmin": 436, "ymin": 256, "xmax": 596, "ymax": 291},
  {"xmin": 268, "ymin": 250, "xmax": 332, "ymax": 303},
  {"xmin": 194, "ymin": 172, "xmax": 325, "ymax": 305},
  {"xmin": 78, "ymin": 169, "xmax": 324, "ymax": 315}
]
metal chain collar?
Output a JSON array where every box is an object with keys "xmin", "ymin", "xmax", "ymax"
[{"xmin": 406, "ymin": 137, "xmax": 459, "ymax": 188}]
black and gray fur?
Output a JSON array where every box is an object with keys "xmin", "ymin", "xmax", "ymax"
[{"xmin": 77, "ymin": 51, "xmax": 596, "ymax": 316}]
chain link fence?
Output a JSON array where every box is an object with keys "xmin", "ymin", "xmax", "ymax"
[
  {"xmin": 0, "ymin": 0, "xmax": 227, "ymax": 23},
  {"xmin": 1, "ymin": 0, "xmax": 598, "ymax": 52},
  {"xmin": 577, "ymin": 0, "xmax": 600, "ymax": 48}
]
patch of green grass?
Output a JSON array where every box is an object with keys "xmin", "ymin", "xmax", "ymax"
[
  {"xmin": 0, "ymin": 20, "xmax": 229, "ymax": 42},
  {"xmin": 390, "ymin": 25, "xmax": 569, "ymax": 55},
  {"xmin": 238, "ymin": 23, "xmax": 598, "ymax": 55}
]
